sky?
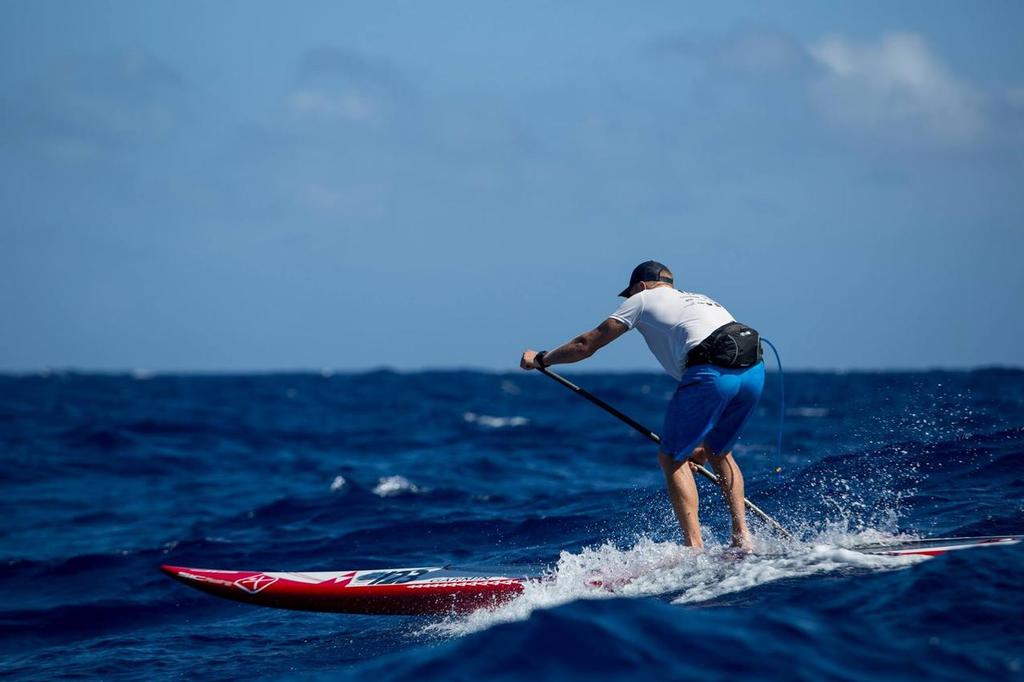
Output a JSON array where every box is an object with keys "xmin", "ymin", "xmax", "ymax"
[{"xmin": 1, "ymin": 1, "xmax": 1022, "ymax": 372}]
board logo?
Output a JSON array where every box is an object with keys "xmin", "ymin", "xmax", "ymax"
[
  {"xmin": 356, "ymin": 569, "xmax": 430, "ymax": 585},
  {"xmin": 331, "ymin": 572, "xmax": 357, "ymax": 587},
  {"xmin": 234, "ymin": 574, "xmax": 279, "ymax": 594}
]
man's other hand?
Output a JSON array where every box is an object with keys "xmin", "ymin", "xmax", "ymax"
[{"xmin": 520, "ymin": 350, "xmax": 540, "ymax": 370}]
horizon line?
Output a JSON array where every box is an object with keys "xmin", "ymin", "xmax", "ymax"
[{"xmin": 2, "ymin": 364, "xmax": 1022, "ymax": 378}]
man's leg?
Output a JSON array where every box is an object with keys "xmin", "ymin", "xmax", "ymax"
[
  {"xmin": 709, "ymin": 453, "xmax": 751, "ymax": 549},
  {"xmin": 658, "ymin": 451, "xmax": 703, "ymax": 548}
]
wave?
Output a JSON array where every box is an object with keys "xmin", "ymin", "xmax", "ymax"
[
  {"xmin": 463, "ymin": 412, "xmax": 530, "ymax": 429},
  {"xmin": 422, "ymin": 531, "xmax": 919, "ymax": 639},
  {"xmin": 330, "ymin": 542, "xmax": 1024, "ymax": 681},
  {"xmin": 3, "ymin": 370, "xmax": 1022, "ymax": 680},
  {"xmin": 754, "ymin": 426, "xmax": 1024, "ymax": 538},
  {"xmin": 373, "ymin": 475, "xmax": 422, "ymax": 497}
]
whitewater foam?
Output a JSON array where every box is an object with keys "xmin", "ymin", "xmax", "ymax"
[
  {"xmin": 373, "ymin": 475, "xmax": 420, "ymax": 497},
  {"xmin": 424, "ymin": 532, "xmax": 922, "ymax": 638},
  {"xmin": 463, "ymin": 412, "xmax": 529, "ymax": 428}
]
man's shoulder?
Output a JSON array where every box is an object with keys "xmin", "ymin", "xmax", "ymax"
[
  {"xmin": 647, "ymin": 287, "xmax": 698, "ymax": 304},
  {"xmin": 643, "ymin": 285, "xmax": 683, "ymax": 298},
  {"xmin": 675, "ymin": 289, "xmax": 719, "ymax": 303},
  {"xmin": 654, "ymin": 289, "xmax": 730, "ymax": 316}
]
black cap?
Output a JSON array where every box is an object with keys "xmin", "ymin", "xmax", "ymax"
[{"xmin": 618, "ymin": 260, "xmax": 673, "ymax": 297}]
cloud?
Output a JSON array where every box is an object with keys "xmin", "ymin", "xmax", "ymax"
[
  {"xmin": 807, "ymin": 32, "xmax": 986, "ymax": 146},
  {"xmin": 286, "ymin": 47, "xmax": 411, "ymax": 126},
  {"xmin": 270, "ymin": 46, "xmax": 546, "ymax": 219},
  {"xmin": 0, "ymin": 52, "xmax": 186, "ymax": 162},
  {"xmin": 289, "ymin": 89, "xmax": 377, "ymax": 121},
  {"xmin": 1007, "ymin": 86, "xmax": 1024, "ymax": 109},
  {"xmin": 651, "ymin": 28, "xmax": 999, "ymax": 149},
  {"xmin": 650, "ymin": 27, "xmax": 811, "ymax": 79},
  {"xmin": 259, "ymin": 47, "xmax": 429, "ymax": 219},
  {"xmin": 713, "ymin": 28, "xmax": 813, "ymax": 78}
]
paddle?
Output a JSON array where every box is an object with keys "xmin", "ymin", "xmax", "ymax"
[{"xmin": 536, "ymin": 366, "xmax": 793, "ymax": 540}]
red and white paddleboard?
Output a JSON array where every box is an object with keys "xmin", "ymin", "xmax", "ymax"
[
  {"xmin": 162, "ymin": 535, "xmax": 1020, "ymax": 615},
  {"xmin": 846, "ymin": 535, "xmax": 1021, "ymax": 557},
  {"xmin": 161, "ymin": 564, "xmax": 529, "ymax": 615}
]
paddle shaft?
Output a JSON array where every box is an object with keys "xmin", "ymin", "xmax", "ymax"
[{"xmin": 537, "ymin": 366, "xmax": 792, "ymax": 539}]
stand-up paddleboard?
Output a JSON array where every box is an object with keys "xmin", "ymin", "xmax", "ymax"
[
  {"xmin": 162, "ymin": 535, "xmax": 1020, "ymax": 615},
  {"xmin": 845, "ymin": 535, "xmax": 1020, "ymax": 557},
  {"xmin": 161, "ymin": 565, "xmax": 530, "ymax": 615}
]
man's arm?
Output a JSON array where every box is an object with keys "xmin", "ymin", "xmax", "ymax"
[{"xmin": 520, "ymin": 318, "xmax": 629, "ymax": 370}]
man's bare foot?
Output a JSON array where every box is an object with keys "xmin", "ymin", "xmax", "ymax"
[{"xmin": 720, "ymin": 545, "xmax": 753, "ymax": 562}]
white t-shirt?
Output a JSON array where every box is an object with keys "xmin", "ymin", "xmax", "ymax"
[{"xmin": 609, "ymin": 287, "xmax": 735, "ymax": 381}]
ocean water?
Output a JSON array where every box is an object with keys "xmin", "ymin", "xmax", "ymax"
[{"xmin": 1, "ymin": 368, "xmax": 1022, "ymax": 681}]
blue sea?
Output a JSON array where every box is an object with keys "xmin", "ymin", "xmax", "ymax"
[{"xmin": 2, "ymin": 368, "xmax": 1023, "ymax": 681}]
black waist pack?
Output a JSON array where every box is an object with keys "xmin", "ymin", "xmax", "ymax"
[{"xmin": 686, "ymin": 322, "xmax": 763, "ymax": 369}]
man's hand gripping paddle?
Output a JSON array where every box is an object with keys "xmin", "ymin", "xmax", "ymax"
[{"xmin": 536, "ymin": 367, "xmax": 793, "ymax": 540}]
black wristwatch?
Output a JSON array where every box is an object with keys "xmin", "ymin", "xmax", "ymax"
[{"xmin": 534, "ymin": 351, "xmax": 548, "ymax": 368}]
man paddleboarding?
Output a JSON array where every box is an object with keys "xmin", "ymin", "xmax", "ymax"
[{"xmin": 520, "ymin": 260, "xmax": 765, "ymax": 549}]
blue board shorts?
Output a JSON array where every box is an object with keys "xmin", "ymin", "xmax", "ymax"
[{"xmin": 661, "ymin": 362, "xmax": 765, "ymax": 461}]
